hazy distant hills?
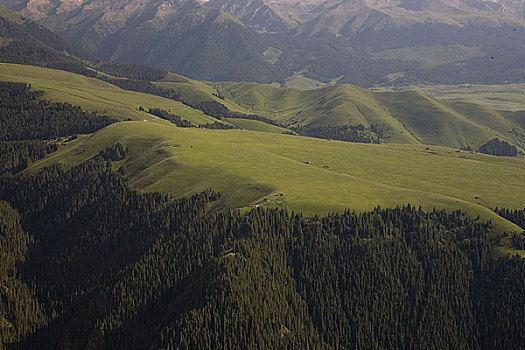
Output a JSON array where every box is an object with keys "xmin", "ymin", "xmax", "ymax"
[
  {"xmin": 2, "ymin": 0, "xmax": 525, "ymax": 87},
  {"xmin": 0, "ymin": 0, "xmax": 291, "ymax": 82},
  {"xmin": 206, "ymin": 0, "xmax": 525, "ymax": 33}
]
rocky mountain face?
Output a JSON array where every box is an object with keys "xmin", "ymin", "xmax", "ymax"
[
  {"xmin": 2, "ymin": 0, "xmax": 525, "ymax": 87},
  {"xmin": 206, "ymin": 0, "xmax": 525, "ymax": 33},
  {"xmin": 0, "ymin": 0, "xmax": 292, "ymax": 82}
]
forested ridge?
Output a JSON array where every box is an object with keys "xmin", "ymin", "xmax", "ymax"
[
  {"xmin": 0, "ymin": 81, "xmax": 114, "ymax": 175},
  {"xmin": 0, "ymin": 82, "xmax": 114, "ymax": 141},
  {"xmin": 0, "ymin": 152, "xmax": 523, "ymax": 348}
]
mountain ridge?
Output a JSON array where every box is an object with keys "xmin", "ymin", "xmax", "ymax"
[{"xmin": 3, "ymin": 0, "xmax": 525, "ymax": 86}]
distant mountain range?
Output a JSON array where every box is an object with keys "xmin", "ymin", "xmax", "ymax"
[
  {"xmin": 205, "ymin": 0, "xmax": 525, "ymax": 32},
  {"xmin": 2, "ymin": 0, "xmax": 525, "ymax": 87}
]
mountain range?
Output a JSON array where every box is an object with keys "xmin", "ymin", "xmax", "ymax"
[{"xmin": 2, "ymin": 0, "xmax": 525, "ymax": 87}]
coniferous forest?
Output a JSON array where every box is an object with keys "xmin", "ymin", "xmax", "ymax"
[{"xmin": 0, "ymin": 144, "xmax": 523, "ymax": 348}]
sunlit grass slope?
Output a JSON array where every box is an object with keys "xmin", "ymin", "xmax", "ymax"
[
  {"xmin": 0, "ymin": 63, "xmax": 214, "ymax": 124},
  {"xmin": 31, "ymin": 121, "xmax": 525, "ymax": 236},
  {"xmin": 224, "ymin": 118, "xmax": 290, "ymax": 134},
  {"xmin": 377, "ymin": 83, "xmax": 525, "ymax": 112},
  {"xmin": 155, "ymin": 75, "xmax": 250, "ymax": 114},
  {"xmin": 216, "ymin": 81, "xmax": 525, "ymax": 149}
]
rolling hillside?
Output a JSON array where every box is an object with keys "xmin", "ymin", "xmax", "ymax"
[
  {"xmin": 0, "ymin": 63, "xmax": 214, "ymax": 124},
  {"xmin": 1, "ymin": 61, "xmax": 523, "ymax": 151},
  {"xmin": 0, "ymin": 63, "xmax": 523, "ymax": 234},
  {"xmin": 1, "ymin": 4, "xmax": 524, "ymax": 349},
  {"xmin": 215, "ymin": 81, "xmax": 525, "ymax": 150},
  {"xmin": 29, "ymin": 119, "xmax": 525, "ymax": 237}
]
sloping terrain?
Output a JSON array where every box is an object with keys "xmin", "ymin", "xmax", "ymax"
[
  {"xmin": 0, "ymin": 63, "xmax": 523, "ymax": 234},
  {"xmin": 3, "ymin": 0, "xmax": 525, "ymax": 86},
  {"xmin": 29, "ymin": 119, "xmax": 525, "ymax": 236},
  {"xmin": 0, "ymin": 0, "xmax": 290, "ymax": 82},
  {"xmin": 216, "ymin": 81, "xmax": 525, "ymax": 149},
  {"xmin": 0, "ymin": 63, "xmax": 213, "ymax": 124}
]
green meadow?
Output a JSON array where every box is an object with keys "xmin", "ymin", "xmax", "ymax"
[
  {"xmin": 377, "ymin": 83, "xmax": 525, "ymax": 112},
  {"xmin": 31, "ymin": 121, "xmax": 525, "ymax": 238},
  {"xmin": 2, "ymin": 63, "xmax": 523, "ymax": 255},
  {"xmin": 0, "ymin": 63, "xmax": 214, "ymax": 124},
  {"xmin": 214, "ymin": 82, "xmax": 525, "ymax": 150}
]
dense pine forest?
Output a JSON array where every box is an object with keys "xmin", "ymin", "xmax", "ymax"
[
  {"xmin": 479, "ymin": 138, "xmax": 518, "ymax": 157},
  {"xmin": 292, "ymin": 124, "xmax": 382, "ymax": 144},
  {"xmin": 0, "ymin": 82, "xmax": 114, "ymax": 141},
  {"xmin": 0, "ymin": 81, "xmax": 114, "ymax": 175},
  {"xmin": 0, "ymin": 149, "xmax": 523, "ymax": 348}
]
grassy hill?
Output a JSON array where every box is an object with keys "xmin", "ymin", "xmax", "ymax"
[
  {"xmin": 375, "ymin": 83, "xmax": 525, "ymax": 112},
  {"xmin": 0, "ymin": 63, "xmax": 214, "ymax": 124},
  {"xmin": 215, "ymin": 81, "xmax": 525, "ymax": 150},
  {"xmin": 2, "ymin": 62, "xmax": 523, "ymax": 150},
  {"xmin": 30, "ymin": 120, "xmax": 525, "ymax": 236}
]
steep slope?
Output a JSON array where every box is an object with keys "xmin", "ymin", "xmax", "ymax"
[
  {"xmin": 0, "ymin": 6, "xmax": 95, "ymax": 75},
  {"xmin": 205, "ymin": 0, "xmax": 525, "ymax": 86},
  {"xmin": 0, "ymin": 0, "xmax": 290, "ymax": 83},
  {"xmin": 206, "ymin": 0, "xmax": 294, "ymax": 32},
  {"xmin": 0, "ymin": 6, "xmax": 87, "ymax": 58},
  {"xmin": 5, "ymin": 0, "xmax": 525, "ymax": 86}
]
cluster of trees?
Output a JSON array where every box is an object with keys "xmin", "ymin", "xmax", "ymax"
[
  {"xmin": 147, "ymin": 108, "xmax": 234, "ymax": 129},
  {"xmin": 0, "ymin": 141, "xmax": 57, "ymax": 175},
  {"xmin": 495, "ymin": 207, "xmax": 525, "ymax": 250},
  {"xmin": 479, "ymin": 138, "xmax": 518, "ymax": 156},
  {"xmin": 147, "ymin": 108, "xmax": 194, "ymax": 128},
  {"xmin": 97, "ymin": 76, "xmax": 181, "ymax": 101},
  {"xmin": 93, "ymin": 62, "xmax": 167, "ymax": 81},
  {"xmin": 496, "ymin": 207, "xmax": 525, "ymax": 229},
  {"xmin": 293, "ymin": 124, "xmax": 382, "ymax": 144},
  {"xmin": 0, "ymin": 152, "xmax": 522, "ymax": 348},
  {"xmin": 0, "ymin": 40, "xmax": 95, "ymax": 77},
  {"xmin": 198, "ymin": 121, "xmax": 235, "ymax": 130},
  {"xmin": 510, "ymin": 232, "xmax": 525, "ymax": 250},
  {"xmin": 0, "ymin": 82, "xmax": 114, "ymax": 141},
  {"xmin": 98, "ymin": 142, "xmax": 129, "ymax": 162},
  {"xmin": 224, "ymin": 112, "xmax": 286, "ymax": 128}
]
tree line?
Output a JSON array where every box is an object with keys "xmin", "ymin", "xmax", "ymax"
[
  {"xmin": 147, "ymin": 108, "xmax": 235, "ymax": 129},
  {"xmin": 0, "ymin": 154, "xmax": 522, "ymax": 348},
  {"xmin": 479, "ymin": 138, "xmax": 518, "ymax": 157},
  {"xmin": 92, "ymin": 62, "xmax": 167, "ymax": 81},
  {"xmin": 0, "ymin": 141, "xmax": 57, "ymax": 175},
  {"xmin": 495, "ymin": 207, "xmax": 525, "ymax": 250},
  {"xmin": 0, "ymin": 82, "xmax": 115, "ymax": 141},
  {"xmin": 293, "ymin": 124, "xmax": 383, "ymax": 144}
]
